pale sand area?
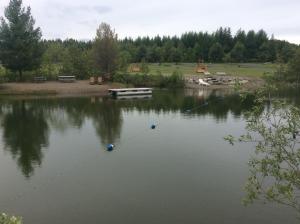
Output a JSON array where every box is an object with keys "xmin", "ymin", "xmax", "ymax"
[{"xmin": 0, "ymin": 80, "xmax": 124, "ymax": 96}]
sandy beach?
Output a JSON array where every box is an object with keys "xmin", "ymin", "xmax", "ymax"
[{"xmin": 0, "ymin": 80, "xmax": 125, "ymax": 96}]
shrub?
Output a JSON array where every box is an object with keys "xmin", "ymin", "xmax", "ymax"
[
  {"xmin": 0, "ymin": 65, "xmax": 5, "ymax": 77},
  {"xmin": 0, "ymin": 213, "xmax": 22, "ymax": 224},
  {"xmin": 113, "ymin": 71, "xmax": 184, "ymax": 88}
]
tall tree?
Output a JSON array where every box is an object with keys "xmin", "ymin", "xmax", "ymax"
[
  {"xmin": 245, "ymin": 30, "xmax": 257, "ymax": 61},
  {"xmin": 209, "ymin": 42, "xmax": 224, "ymax": 62},
  {"xmin": 286, "ymin": 49, "xmax": 300, "ymax": 84},
  {"xmin": 230, "ymin": 41, "xmax": 246, "ymax": 62},
  {"xmin": 92, "ymin": 22, "xmax": 119, "ymax": 78},
  {"xmin": 0, "ymin": 0, "xmax": 43, "ymax": 80}
]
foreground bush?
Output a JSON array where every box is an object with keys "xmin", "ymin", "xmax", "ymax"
[
  {"xmin": 0, "ymin": 213, "xmax": 22, "ymax": 224},
  {"xmin": 113, "ymin": 71, "xmax": 184, "ymax": 88}
]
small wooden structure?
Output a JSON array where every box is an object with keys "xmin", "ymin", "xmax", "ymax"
[
  {"xmin": 130, "ymin": 64, "xmax": 141, "ymax": 72},
  {"xmin": 196, "ymin": 60, "xmax": 208, "ymax": 74},
  {"xmin": 58, "ymin": 75, "xmax": 76, "ymax": 82},
  {"xmin": 90, "ymin": 76, "xmax": 103, "ymax": 85},
  {"xmin": 90, "ymin": 76, "xmax": 96, "ymax": 85},
  {"xmin": 108, "ymin": 88, "xmax": 152, "ymax": 96},
  {"xmin": 34, "ymin": 76, "xmax": 47, "ymax": 83}
]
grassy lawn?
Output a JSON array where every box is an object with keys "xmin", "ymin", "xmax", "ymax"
[{"xmin": 139, "ymin": 63, "xmax": 278, "ymax": 78}]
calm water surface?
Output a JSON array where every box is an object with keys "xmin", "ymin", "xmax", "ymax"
[{"xmin": 0, "ymin": 89, "xmax": 299, "ymax": 224}]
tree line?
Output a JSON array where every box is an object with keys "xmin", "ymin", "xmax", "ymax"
[
  {"xmin": 42, "ymin": 28, "xmax": 298, "ymax": 76},
  {"xmin": 119, "ymin": 28, "xmax": 297, "ymax": 64},
  {"xmin": 0, "ymin": 0, "xmax": 299, "ymax": 82}
]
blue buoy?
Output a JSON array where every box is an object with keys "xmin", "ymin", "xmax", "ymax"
[
  {"xmin": 151, "ymin": 124, "xmax": 156, "ymax": 129},
  {"xmin": 106, "ymin": 144, "xmax": 114, "ymax": 151}
]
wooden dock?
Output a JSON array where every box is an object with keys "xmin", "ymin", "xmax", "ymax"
[{"xmin": 108, "ymin": 88, "xmax": 152, "ymax": 96}]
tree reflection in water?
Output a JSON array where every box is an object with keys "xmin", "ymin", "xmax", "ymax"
[
  {"xmin": 0, "ymin": 89, "xmax": 254, "ymax": 178},
  {"xmin": 1, "ymin": 100, "xmax": 49, "ymax": 178}
]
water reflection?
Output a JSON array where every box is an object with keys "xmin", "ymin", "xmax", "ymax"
[
  {"xmin": 0, "ymin": 89, "xmax": 254, "ymax": 177},
  {"xmin": 1, "ymin": 101, "xmax": 49, "ymax": 178},
  {"xmin": 91, "ymin": 99, "xmax": 123, "ymax": 146}
]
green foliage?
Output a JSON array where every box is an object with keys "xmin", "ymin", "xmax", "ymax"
[
  {"xmin": 118, "ymin": 51, "xmax": 132, "ymax": 72},
  {"xmin": 169, "ymin": 70, "xmax": 184, "ymax": 87},
  {"xmin": 0, "ymin": 0, "xmax": 296, "ymax": 82},
  {"xmin": 273, "ymin": 56, "xmax": 287, "ymax": 81},
  {"xmin": 61, "ymin": 46, "xmax": 90, "ymax": 79},
  {"xmin": 0, "ymin": 65, "xmax": 6, "ymax": 76},
  {"xmin": 271, "ymin": 49, "xmax": 300, "ymax": 83},
  {"xmin": 286, "ymin": 49, "xmax": 300, "ymax": 84},
  {"xmin": 92, "ymin": 22, "xmax": 119, "ymax": 79},
  {"xmin": 209, "ymin": 42, "xmax": 224, "ymax": 62},
  {"xmin": 277, "ymin": 41, "xmax": 296, "ymax": 63},
  {"xmin": 225, "ymin": 89, "xmax": 300, "ymax": 212},
  {"xmin": 113, "ymin": 72, "xmax": 184, "ymax": 88},
  {"xmin": 0, "ymin": 213, "xmax": 22, "ymax": 224},
  {"xmin": 140, "ymin": 58, "xmax": 149, "ymax": 74},
  {"xmin": 0, "ymin": 0, "xmax": 43, "ymax": 80},
  {"xmin": 230, "ymin": 41, "xmax": 246, "ymax": 62},
  {"xmin": 118, "ymin": 28, "xmax": 297, "ymax": 64}
]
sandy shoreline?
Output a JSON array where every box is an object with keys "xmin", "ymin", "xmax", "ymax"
[
  {"xmin": 0, "ymin": 80, "xmax": 124, "ymax": 96},
  {"xmin": 0, "ymin": 76, "xmax": 263, "ymax": 98}
]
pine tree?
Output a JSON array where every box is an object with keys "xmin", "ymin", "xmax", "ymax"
[
  {"xmin": 230, "ymin": 41, "xmax": 246, "ymax": 62},
  {"xmin": 0, "ymin": 0, "xmax": 43, "ymax": 80},
  {"xmin": 209, "ymin": 42, "xmax": 224, "ymax": 62}
]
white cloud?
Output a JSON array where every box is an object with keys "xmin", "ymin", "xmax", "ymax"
[{"xmin": 0, "ymin": 0, "xmax": 299, "ymax": 44}]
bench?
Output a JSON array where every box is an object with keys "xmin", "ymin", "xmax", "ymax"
[
  {"xmin": 58, "ymin": 75, "xmax": 76, "ymax": 82},
  {"xmin": 34, "ymin": 76, "xmax": 47, "ymax": 82}
]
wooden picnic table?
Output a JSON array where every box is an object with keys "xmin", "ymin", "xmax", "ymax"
[
  {"xmin": 34, "ymin": 76, "xmax": 47, "ymax": 82},
  {"xmin": 58, "ymin": 75, "xmax": 76, "ymax": 82}
]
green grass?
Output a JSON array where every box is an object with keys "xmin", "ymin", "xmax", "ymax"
[{"xmin": 133, "ymin": 63, "xmax": 278, "ymax": 78}]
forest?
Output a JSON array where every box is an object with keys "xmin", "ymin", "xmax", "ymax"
[
  {"xmin": 33, "ymin": 28, "xmax": 297, "ymax": 80},
  {"xmin": 0, "ymin": 0, "xmax": 299, "ymax": 82}
]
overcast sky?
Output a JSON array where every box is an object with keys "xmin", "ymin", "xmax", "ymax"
[{"xmin": 0, "ymin": 0, "xmax": 299, "ymax": 44}]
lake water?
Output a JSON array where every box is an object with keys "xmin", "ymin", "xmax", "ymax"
[{"xmin": 0, "ymin": 89, "xmax": 299, "ymax": 224}]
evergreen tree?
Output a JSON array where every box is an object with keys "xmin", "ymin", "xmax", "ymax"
[
  {"xmin": 245, "ymin": 30, "xmax": 257, "ymax": 61},
  {"xmin": 209, "ymin": 42, "xmax": 224, "ymax": 62},
  {"xmin": 136, "ymin": 45, "xmax": 147, "ymax": 62},
  {"xmin": 0, "ymin": 0, "xmax": 43, "ymax": 80},
  {"xmin": 230, "ymin": 41, "xmax": 246, "ymax": 62},
  {"xmin": 234, "ymin": 29, "xmax": 246, "ymax": 44},
  {"xmin": 214, "ymin": 27, "xmax": 233, "ymax": 53},
  {"xmin": 171, "ymin": 47, "xmax": 182, "ymax": 64},
  {"xmin": 257, "ymin": 42, "xmax": 271, "ymax": 62}
]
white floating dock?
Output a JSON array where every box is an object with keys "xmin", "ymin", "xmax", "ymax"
[{"xmin": 108, "ymin": 88, "xmax": 153, "ymax": 96}]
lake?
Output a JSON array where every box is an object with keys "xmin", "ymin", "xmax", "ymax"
[{"xmin": 0, "ymin": 89, "xmax": 299, "ymax": 224}]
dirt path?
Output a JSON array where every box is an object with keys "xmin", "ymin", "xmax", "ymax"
[{"xmin": 0, "ymin": 80, "xmax": 123, "ymax": 96}]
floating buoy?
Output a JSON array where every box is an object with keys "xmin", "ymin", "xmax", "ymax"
[
  {"xmin": 106, "ymin": 144, "xmax": 114, "ymax": 151},
  {"xmin": 151, "ymin": 124, "xmax": 156, "ymax": 129}
]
